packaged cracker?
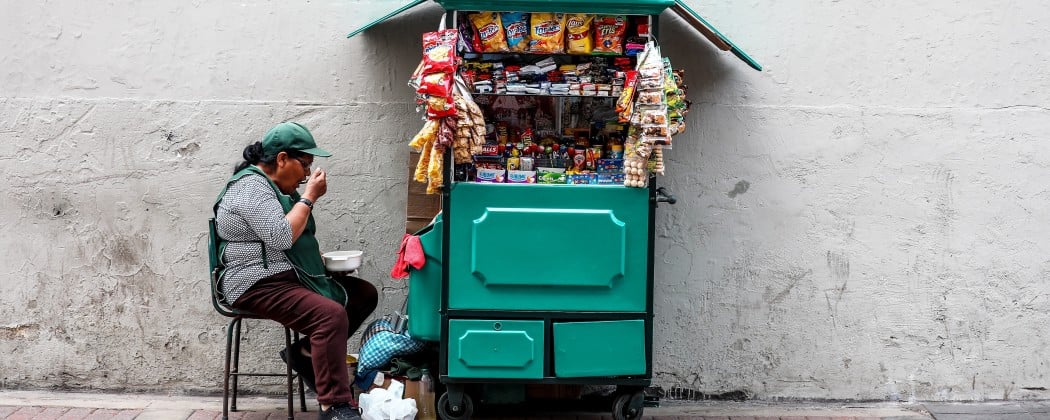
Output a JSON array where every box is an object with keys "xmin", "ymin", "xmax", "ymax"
[
  {"xmin": 593, "ymin": 15, "xmax": 627, "ymax": 55},
  {"xmin": 565, "ymin": 14, "xmax": 595, "ymax": 55},
  {"xmin": 422, "ymin": 29, "xmax": 459, "ymax": 74},
  {"xmin": 469, "ymin": 12, "xmax": 509, "ymax": 52},
  {"xmin": 501, "ymin": 12, "xmax": 530, "ymax": 53},
  {"xmin": 528, "ymin": 13, "xmax": 567, "ymax": 54}
]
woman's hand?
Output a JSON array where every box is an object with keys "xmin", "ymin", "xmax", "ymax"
[{"xmin": 303, "ymin": 167, "xmax": 327, "ymax": 202}]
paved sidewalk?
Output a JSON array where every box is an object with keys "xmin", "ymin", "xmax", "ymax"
[{"xmin": 0, "ymin": 390, "xmax": 931, "ymax": 419}]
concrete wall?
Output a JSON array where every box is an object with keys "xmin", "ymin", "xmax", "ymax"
[{"xmin": 2, "ymin": 0, "xmax": 1048, "ymax": 401}]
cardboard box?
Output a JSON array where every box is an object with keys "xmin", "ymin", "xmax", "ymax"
[{"xmin": 406, "ymin": 151, "xmax": 441, "ymax": 234}]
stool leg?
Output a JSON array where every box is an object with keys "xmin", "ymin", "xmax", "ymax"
[
  {"xmin": 231, "ymin": 318, "xmax": 243, "ymax": 412},
  {"xmin": 285, "ymin": 327, "xmax": 294, "ymax": 420},
  {"xmin": 295, "ymin": 331, "xmax": 307, "ymax": 412},
  {"xmin": 222, "ymin": 317, "xmax": 237, "ymax": 420}
]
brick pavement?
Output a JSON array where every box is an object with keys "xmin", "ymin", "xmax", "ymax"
[
  {"xmin": 0, "ymin": 390, "xmax": 931, "ymax": 419},
  {"xmin": 0, "ymin": 408, "xmax": 901, "ymax": 420}
]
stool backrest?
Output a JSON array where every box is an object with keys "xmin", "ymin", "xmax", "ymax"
[{"xmin": 208, "ymin": 217, "xmax": 236, "ymax": 317}]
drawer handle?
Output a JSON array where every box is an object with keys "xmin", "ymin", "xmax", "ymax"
[{"xmin": 493, "ymin": 322, "xmax": 502, "ymax": 331}]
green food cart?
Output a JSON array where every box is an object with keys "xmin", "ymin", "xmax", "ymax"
[{"xmin": 348, "ymin": 1, "xmax": 759, "ymax": 418}]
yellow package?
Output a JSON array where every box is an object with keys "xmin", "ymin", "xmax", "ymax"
[
  {"xmin": 565, "ymin": 14, "xmax": 594, "ymax": 55},
  {"xmin": 528, "ymin": 13, "xmax": 566, "ymax": 54},
  {"xmin": 469, "ymin": 12, "xmax": 509, "ymax": 52}
]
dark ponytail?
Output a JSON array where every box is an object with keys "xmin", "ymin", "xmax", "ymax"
[{"xmin": 233, "ymin": 142, "xmax": 280, "ymax": 174}]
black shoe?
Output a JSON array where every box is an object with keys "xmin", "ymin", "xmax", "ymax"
[
  {"xmin": 279, "ymin": 341, "xmax": 317, "ymax": 394},
  {"xmin": 318, "ymin": 402, "xmax": 362, "ymax": 420}
]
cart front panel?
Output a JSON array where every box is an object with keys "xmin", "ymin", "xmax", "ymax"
[{"xmin": 448, "ymin": 183, "xmax": 649, "ymax": 312}]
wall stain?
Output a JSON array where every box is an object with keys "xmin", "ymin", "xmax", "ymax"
[
  {"xmin": 727, "ymin": 180, "xmax": 750, "ymax": 198},
  {"xmin": 0, "ymin": 324, "xmax": 40, "ymax": 340}
]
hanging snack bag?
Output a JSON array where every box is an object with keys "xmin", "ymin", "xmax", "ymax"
[
  {"xmin": 422, "ymin": 29, "xmax": 459, "ymax": 74},
  {"xmin": 417, "ymin": 72, "xmax": 453, "ymax": 98},
  {"xmin": 501, "ymin": 12, "xmax": 530, "ymax": 53},
  {"xmin": 593, "ymin": 15, "xmax": 627, "ymax": 55},
  {"xmin": 528, "ymin": 13, "xmax": 567, "ymax": 54},
  {"xmin": 469, "ymin": 12, "xmax": 509, "ymax": 52},
  {"xmin": 565, "ymin": 14, "xmax": 595, "ymax": 55}
]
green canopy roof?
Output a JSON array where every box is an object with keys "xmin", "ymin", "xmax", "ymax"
[{"xmin": 345, "ymin": 0, "xmax": 761, "ymax": 71}]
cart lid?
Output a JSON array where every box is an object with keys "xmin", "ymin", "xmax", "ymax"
[
  {"xmin": 346, "ymin": 0, "xmax": 429, "ymax": 39},
  {"xmin": 670, "ymin": 0, "xmax": 762, "ymax": 71},
  {"xmin": 345, "ymin": 0, "xmax": 761, "ymax": 71}
]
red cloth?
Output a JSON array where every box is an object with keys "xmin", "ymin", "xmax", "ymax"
[{"xmin": 390, "ymin": 234, "xmax": 425, "ymax": 279}]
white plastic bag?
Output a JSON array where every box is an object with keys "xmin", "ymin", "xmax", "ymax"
[{"xmin": 359, "ymin": 379, "xmax": 419, "ymax": 420}]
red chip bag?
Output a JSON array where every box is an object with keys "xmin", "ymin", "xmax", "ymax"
[
  {"xmin": 422, "ymin": 29, "xmax": 459, "ymax": 74},
  {"xmin": 416, "ymin": 72, "xmax": 453, "ymax": 98}
]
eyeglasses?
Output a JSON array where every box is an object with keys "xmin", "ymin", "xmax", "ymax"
[{"xmin": 294, "ymin": 157, "xmax": 312, "ymax": 173}]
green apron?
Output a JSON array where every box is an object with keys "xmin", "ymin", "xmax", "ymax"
[{"xmin": 213, "ymin": 166, "xmax": 348, "ymax": 306}]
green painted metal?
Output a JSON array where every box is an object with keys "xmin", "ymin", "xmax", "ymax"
[
  {"xmin": 673, "ymin": 0, "xmax": 762, "ymax": 71},
  {"xmin": 346, "ymin": 0, "xmax": 427, "ymax": 38},
  {"xmin": 436, "ymin": 0, "xmax": 674, "ymax": 14},
  {"xmin": 447, "ymin": 183, "xmax": 649, "ymax": 312},
  {"xmin": 407, "ymin": 219, "xmax": 443, "ymax": 341},
  {"xmin": 552, "ymin": 320, "xmax": 646, "ymax": 377},
  {"xmin": 448, "ymin": 319, "xmax": 545, "ymax": 379},
  {"xmin": 471, "ymin": 208, "xmax": 625, "ymax": 288}
]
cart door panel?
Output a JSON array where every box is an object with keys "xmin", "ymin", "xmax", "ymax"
[
  {"xmin": 448, "ymin": 183, "xmax": 649, "ymax": 312},
  {"xmin": 448, "ymin": 319, "xmax": 545, "ymax": 379},
  {"xmin": 553, "ymin": 320, "xmax": 647, "ymax": 377}
]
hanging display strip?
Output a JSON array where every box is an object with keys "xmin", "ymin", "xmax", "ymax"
[{"xmin": 405, "ymin": 10, "xmax": 689, "ymax": 190}]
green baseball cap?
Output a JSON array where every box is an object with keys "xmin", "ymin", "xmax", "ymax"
[{"xmin": 261, "ymin": 122, "xmax": 332, "ymax": 157}]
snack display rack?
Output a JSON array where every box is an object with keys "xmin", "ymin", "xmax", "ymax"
[{"xmin": 348, "ymin": 2, "xmax": 759, "ymax": 419}]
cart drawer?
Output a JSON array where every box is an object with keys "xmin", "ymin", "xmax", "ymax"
[
  {"xmin": 448, "ymin": 183, "xmax": 649, "ymax": 312},
  {"xmin": 553, "ymin": 320, "xmax": 646, "ymax": 377},
  {"xmin": 448, "ymin": 319, "xmax": 544, "ymax": 379},
  {"xmin": 407, "ymin": 218, "xmax": 442, "ymax": 341}
]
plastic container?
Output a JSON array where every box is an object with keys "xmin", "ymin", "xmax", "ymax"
[{"xmin": 322, "ymin": 250, "xmax": 363, "ymax": 272}]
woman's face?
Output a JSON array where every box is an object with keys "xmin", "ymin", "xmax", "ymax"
[{"xmin": 271, "ymin": 152, "xmax": 314, "ymax": 194}]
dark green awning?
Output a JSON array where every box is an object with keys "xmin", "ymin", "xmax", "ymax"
[
  {"xmin": 346, "ymin": 0, "xmax": 428, "ymax": 39},
  {"xmin": 670, "ymin": 0, "xmax": 762, "ymax": 71},
  {"xmin": 345, "ymin": 0, "xmax": 761, "ymax": 71}
]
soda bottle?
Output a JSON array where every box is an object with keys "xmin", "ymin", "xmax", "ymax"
[{"xmin": 418, "ymin": 369, "xmax": 437, "ymax": 420}]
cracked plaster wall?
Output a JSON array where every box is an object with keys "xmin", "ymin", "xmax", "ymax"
[{"xmin": 2, "ymin": 0, "xmax": 1049, "ymax": 401}]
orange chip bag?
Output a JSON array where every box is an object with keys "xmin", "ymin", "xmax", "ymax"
[
  {"xmin": 565, "ymin": 14, "xmax": 594, "ymax": 55},
  {"xmin": 528, "ymin": 13, "xmax": 566, "ymax": 54},
  {"xmin": 469, "ymin": 12, "xmax": 509, "ymax": 52},
  {"xmin": 593, "ymin": 15, "xmax": 627, "ymax": 55}
]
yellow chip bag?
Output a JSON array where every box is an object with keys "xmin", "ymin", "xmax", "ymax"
[
  {"xmin": 565, "ymin": 14, "xmax": 594, "ymax": 55},
  {"xmin": 469, "ymin": 12, "xmax": 509, "ymax": 52},
  {"xmin": 528, "ymin": 13, "xmax": 566, "ymax": 54}
]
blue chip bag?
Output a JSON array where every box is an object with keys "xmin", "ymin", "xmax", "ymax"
[{"xmin": 501, "ymin": 12, "xmax": 530, "ymax": 53}]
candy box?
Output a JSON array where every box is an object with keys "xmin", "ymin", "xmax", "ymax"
[
  {"xmin": 597, "ymin": 173, "xmax": 625, "ymax": 185},
  {"xmin": 506, "ymin": 170, "xmax": 536, "ymax": 184},
  {"xmin": 476, "ymin": 168, "xmax": 506, "ymax": 183},
  {"xmin": 537, "ymin": 171, "xmax": 567, "ymax": 184},
  {"xmin": 567, "ymin": 173, "xmax": 597, "ymax": 185},
  {"xmin": 596, "ymin": 159, "xmax": 624, "ymax": 173}
]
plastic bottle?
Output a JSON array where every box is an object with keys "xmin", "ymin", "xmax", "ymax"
[{"xmin": 418, "ymin": 369, "xmax": 437, "ymax": 420}]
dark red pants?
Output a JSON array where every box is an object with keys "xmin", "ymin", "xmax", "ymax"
[{"xmin": 233, "ymin": 270, "xmax": 378, "ymax": 405}]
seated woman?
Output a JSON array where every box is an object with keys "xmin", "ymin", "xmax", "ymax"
[{"xmin": 213, "ymin": 122, "xmax": 378, "ymax": 420}]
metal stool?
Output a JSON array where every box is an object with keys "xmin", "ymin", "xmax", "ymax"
[{"xmin": 211, "ymin": 268, "xmax": 308, "ymax": 420}]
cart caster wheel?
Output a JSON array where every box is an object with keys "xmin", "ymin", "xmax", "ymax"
[
  {"xmin": 437, "ymin": 391, "xmax": 474, "ymax": 420},
  {"xmin": 612, "ymin": 392, "xmax": 644, "ymax": 420}
]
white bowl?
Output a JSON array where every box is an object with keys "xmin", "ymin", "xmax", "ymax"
[{"xmin": 322, "ymin": 250, "xmax": 363, "ymax": 272}]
